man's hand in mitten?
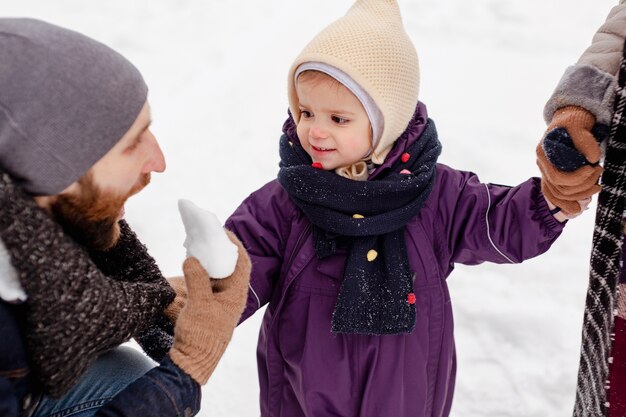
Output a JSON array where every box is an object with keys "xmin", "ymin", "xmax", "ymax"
[
  {"xmin": 168, "ymin": 231, "xmax": 251, "ymax": 385},
  {"xmin": 536, "ymin": 105, "xmax": 605, "ymax": 216}
]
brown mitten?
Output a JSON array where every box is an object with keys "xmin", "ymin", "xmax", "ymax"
[
  {"xmin": 537, "ymin": 105, "xmax": 603, "ymax": 215},
  {"xmin": 537, "ymin": 148, "xmax": 602, "ymax": 214},
  {"xmin": 169, "ymin": 231, "xmax": 251, "ymax": 385},
  {"xmin": 548, "ymin": 106, "xmax": 602, "ymax": 162},
  {"xmin": 164, "ymin": 276, "xmax": 187, "ymax": 323}
]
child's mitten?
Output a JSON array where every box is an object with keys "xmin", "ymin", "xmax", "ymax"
[
  {"xmin": 545, "ymin": 105, "xmax": 604, "ymax": 166},
  {"xmin": 536, "ymin": 105, "xmax": 604, "ymax": 215},
  {"xmin": 169, "ymin": 231, "xmax": 250, "ymax": 385}
]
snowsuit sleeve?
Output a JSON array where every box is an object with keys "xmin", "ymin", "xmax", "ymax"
[
  {"xmin": 436, "ymin": 165, "xmax": 565, "ymax": 265},
  {"xmin": 225, "ymin": 181, "xmax": 294, "ymax": 323},
  {"xmin": 544, "ymin": 1, "xmax": 626, "ymax": 125}
]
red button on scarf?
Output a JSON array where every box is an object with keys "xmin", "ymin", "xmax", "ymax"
[{"xmin": 407, "ymin": 293, "xmax": 416, "ymax": 304}]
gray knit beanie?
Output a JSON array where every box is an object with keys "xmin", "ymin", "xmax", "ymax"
[{"xmin": 0, "ymin": 18, "xmax": 148, "ymax": 196}]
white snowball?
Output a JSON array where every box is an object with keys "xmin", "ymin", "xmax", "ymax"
[
  {"xmin": 178, "ymin": 199, "xmax": 238, "ymax": 279},
  {"xmin": 0, "ymin": 238, "xmax": 27, "ymax": 302}
]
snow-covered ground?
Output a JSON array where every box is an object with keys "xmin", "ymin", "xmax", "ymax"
[{"xmin": 4, "ymin": 0, "xmax": 621, "ymax": 415}]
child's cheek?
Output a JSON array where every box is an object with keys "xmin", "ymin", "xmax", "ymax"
[{"xmin": 296, "ymin": 125, "xmax": 311, "ymax": 154}]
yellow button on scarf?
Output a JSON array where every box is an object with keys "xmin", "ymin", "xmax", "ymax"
[{"xmin": 367, "ymin": 250, "xmax": 378, "ymax": 262}]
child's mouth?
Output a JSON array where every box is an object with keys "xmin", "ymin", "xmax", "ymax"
[{"xmin": 312, "ymin": 145, "xmax": 335, "ymax": 153}]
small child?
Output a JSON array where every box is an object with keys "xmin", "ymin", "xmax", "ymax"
[{"xmin": 222, "ymin": 1, "xmax": 591, "ymax": 415}]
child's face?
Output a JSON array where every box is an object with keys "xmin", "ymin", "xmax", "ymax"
[{"xmin": 295, "ymin": 74, "xmax": 372, "ymax": 170}]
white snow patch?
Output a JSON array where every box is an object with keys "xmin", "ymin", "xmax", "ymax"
[
  {"xmin": 0, "ymin": 239, "xmax": 26, "ymax": 302},
  {"xmin": 178, "ymin": 199, "xmax": 238, "ymax": 279}
]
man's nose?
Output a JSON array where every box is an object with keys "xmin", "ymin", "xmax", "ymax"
[{"xmin": 143, "ymin": 130, "xmax": 166, "ymax": 173}]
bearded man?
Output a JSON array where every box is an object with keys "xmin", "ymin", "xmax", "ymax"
[{"xmin": 0, "ymin": 18, "xmax": 250, "ymax": 417}]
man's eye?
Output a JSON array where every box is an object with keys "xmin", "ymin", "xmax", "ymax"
[
  {"xmin": 125, "ymin": 137, "xmax": 142, "ymax": 152},
  {"xmin": 332, "ymin": 115, "xmax": 349, "ymax": 124},
  {"xmin": 300, "ymin": 110, "xmax": 312, "ymax": 118}
]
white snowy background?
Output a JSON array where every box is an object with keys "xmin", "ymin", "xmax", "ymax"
[{"xmin": 4, "ymin": 0, "xmax": 621, "ymax": 415}]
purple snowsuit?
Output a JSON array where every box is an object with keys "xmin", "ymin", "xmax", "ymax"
[{"xmin": 226, "ymin": 103, "xmax": 565, "ymax": 417}]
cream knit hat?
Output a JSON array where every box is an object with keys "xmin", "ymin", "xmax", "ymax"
[{"xmin": 288, "ymin": 0, "xmax": 420, "ymax": 164}]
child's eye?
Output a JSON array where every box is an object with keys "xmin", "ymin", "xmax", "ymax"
[
  {"xmin": 332, "ymin": 115, "xmax": 349, "ymax": 124},
  {"xmin": 300, "ymin": 110, "xmax": 312, "ymax": 118}
]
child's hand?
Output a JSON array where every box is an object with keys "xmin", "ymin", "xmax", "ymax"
[
  {"xmin": 545, "ymin": 196, "xmax": 592, "ymax": 223},
  {"xmin": 536, "ymin": 106, "xmax": 604, "ymax": 216},
  {"xmin": 177, "ymin": 199, "xmax": 238, "ymax": 279}
]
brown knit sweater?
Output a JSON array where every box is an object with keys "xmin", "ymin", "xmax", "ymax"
[{"xmin": 0, "ymin": 172, "xmax": 174, "ymax": 398}]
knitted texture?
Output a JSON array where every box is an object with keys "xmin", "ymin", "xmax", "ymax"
[
  {"xmin": 88, "ymin": 221, "xmax": 177, "ymax": 362},
  {"xmin": 287, "ymin": 0, "xmax": 420, "ymax": 165},
  {"xmin": 537, "ymin": 106, "xmax": 604, "ymax": 215},
  {"xmin": 0, "ymin": 172, "xmax": 174, "ymax": 397},
  {"xmin": 133, "ymin": 315, "xmax": 174, "ymax": 363},
  {"xmin": 0, "ymin": 18, "xmax": 147, "ymax": 196},
  {"xmin": 278, "ymin": 109, "xmax": 442, "ymax": 334},
  {"xmin": 548, "ymin": 106, "xmax": 603, "ymax": 164},
  {"xmin": 170, "ymin": 233, "xmax": 251, "ymax": 385},
  {"xmin": 573, "ymin": 40, "xmax": 626, "ymax": 417}
]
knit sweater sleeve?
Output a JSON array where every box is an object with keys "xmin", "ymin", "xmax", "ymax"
[
  {"xmin": 0, "ymin": 174, "xmax": 174, "ymax": 398},
  {"xmin": 88, "ymin": 220, "xmax": 175, "ymax": 362},
  {"xmin": 435, "ymin": 165, "xmax": 565, "ymax": 266},
  {"xmin": 544, "ymin": 1, "xmax": 626, "ymax": 125}
]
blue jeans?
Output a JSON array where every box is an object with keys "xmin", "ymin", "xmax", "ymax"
[{"xmin": 31, "ymin": 346, "xmax": 155, "ymax": 417}]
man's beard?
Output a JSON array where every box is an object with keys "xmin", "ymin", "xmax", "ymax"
[{"xmin": 50, "ymin": 173, "xmax": 151, "ymax": 251}]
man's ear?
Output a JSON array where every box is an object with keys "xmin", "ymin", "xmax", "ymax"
[
  {"xmin": 33, "ymin": 194, "xmax": 57, "ymax": 211},
  {"xmin": 33, "ymin": 179, "xmax": 81, "ymax": 211}
]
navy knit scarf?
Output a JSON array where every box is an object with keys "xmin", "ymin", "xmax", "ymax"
[{"xmin": 278, "ymin": 112, "xmax": 442, "ymax": 335}]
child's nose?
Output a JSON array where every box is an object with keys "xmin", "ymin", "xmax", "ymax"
[{"xmin": 310, "ymin": 124, "xmax": 329, "ymax": 140}]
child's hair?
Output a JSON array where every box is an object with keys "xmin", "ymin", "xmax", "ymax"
[
  {"xmin": 296, "ymin": 69, "xmax": 375, "ymax": 151},
  {"xmin": 287, "ymin": 0, "xmax": 420, "ymax": 164},
  {"xmin": 296, "ymin": 70, "xmax": 342, "ymax": 89}
]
